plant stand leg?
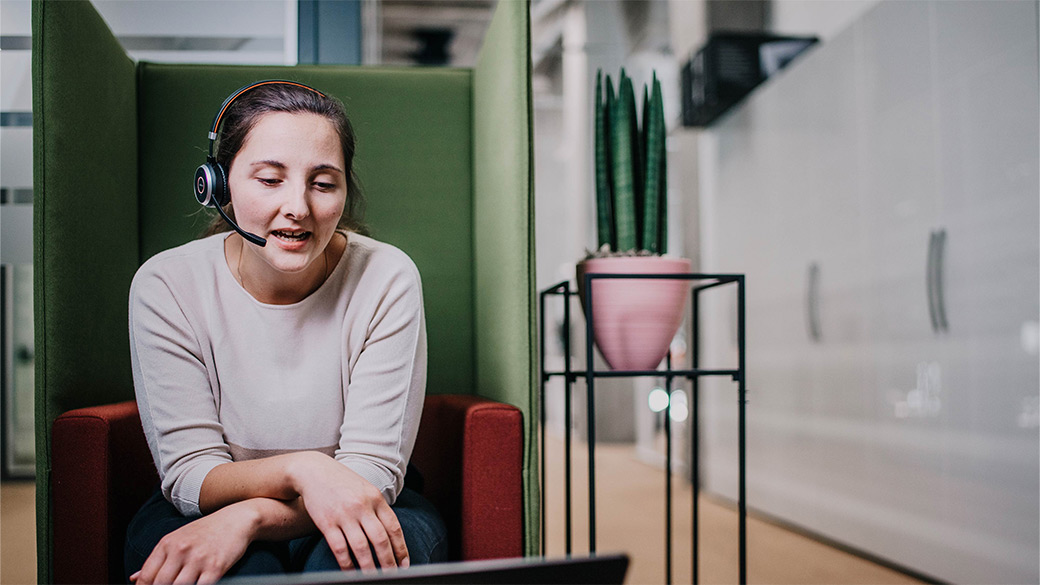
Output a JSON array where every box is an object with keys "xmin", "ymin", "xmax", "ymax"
[{"xmin": 738, "ymin": 276, "xmax": 747, "ymax": 585}]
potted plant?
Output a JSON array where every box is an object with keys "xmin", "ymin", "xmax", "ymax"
[{"xmin": 577, "ymin": 68, "xmax": 691, "ymax": 371}]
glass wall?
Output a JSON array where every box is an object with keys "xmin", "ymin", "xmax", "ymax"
[{"xmin": 1, "ymin": 0, "xmax": 35, "ymax": 479}]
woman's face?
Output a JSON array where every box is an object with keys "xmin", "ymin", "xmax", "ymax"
[{"xmin": 227, "ymin": 111, "xmax": 346, "ymax": 278}]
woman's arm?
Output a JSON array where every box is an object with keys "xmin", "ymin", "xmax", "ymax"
[
  {"xmin": 130, "ymin": 263, "xmax": 234, "ymax": 517},
  {"xmin": 137, "ymin": 458, "xmax": 413, "ymax": 585},
  {"xmin": 132, "ymin": 497, "xmax": 316, "ymax": 585},
  {"xmin": 198, "ymin": 450, "xmax": 409, "ymax": 571},
  {"xmin": 334, "ymin": 250, "xmax": 427, "ymax": 505},
  {"xmin": 197, "ymin": 453, "xmax": 299, "ymax": 511}
]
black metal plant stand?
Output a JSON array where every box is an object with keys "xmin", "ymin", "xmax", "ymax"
[{"xmin": 539, "ymin": 273, "xmax": 747, "ymax": 585}]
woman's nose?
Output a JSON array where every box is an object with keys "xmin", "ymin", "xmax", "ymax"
[{"xmin": 282, "ymin": 182, "xmax": 310, "ymax": 220}]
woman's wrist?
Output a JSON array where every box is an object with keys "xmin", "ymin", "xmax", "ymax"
[
  {"xmin": 216, "ymin": 500, "xmax": 264, "ymax": 541},
  {"xmin": 230, "ymin": 497, "xmax": 316, "ymax": 542},
  {"xmin": 283, "ymin": 450, "xmax": 326, "ymax": 497}
]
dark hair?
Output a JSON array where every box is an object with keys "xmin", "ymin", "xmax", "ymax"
[{"xmin": 202, "ymin": 82, "xmax": 367, "ymax": 237}]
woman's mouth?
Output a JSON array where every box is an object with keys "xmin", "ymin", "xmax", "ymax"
[{"xmin": 271, "ymin": 230, "xmax": 311, "ymax": 242}]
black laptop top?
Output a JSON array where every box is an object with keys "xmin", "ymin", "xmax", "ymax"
[{"xmin": 220, "ymin": 554, "xmax": 629, "ymax": 585}]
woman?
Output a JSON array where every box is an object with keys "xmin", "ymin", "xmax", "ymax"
[{"xmin": 125, "ymin": 81, "xmax": 446, "ymax": 585}]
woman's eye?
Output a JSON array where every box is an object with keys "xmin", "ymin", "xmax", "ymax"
[
  {"xmin": 313, "ymin": 182, "xmax": 336, "ymax": 191},
  {"xmin": 257, "ymin": 177, "xmax": 281, "ymax": 186}
]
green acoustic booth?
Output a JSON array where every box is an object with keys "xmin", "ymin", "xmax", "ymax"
[{"xmin": 32, "ymin": 0, "xmax": 536, "ymax": 582}]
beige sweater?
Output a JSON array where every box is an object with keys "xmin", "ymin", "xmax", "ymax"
[{"xmin": 129, "ymin": 232, "xmax": 427, "ymax": 516}]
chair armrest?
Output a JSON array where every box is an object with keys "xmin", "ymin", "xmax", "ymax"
[
  {"xmin": 52, "ymin": 401, "xmax": 158, "ymax": 585},
  {"xmin": 412, "ymin": 395, "xmax": 524, "ymax": 560}
]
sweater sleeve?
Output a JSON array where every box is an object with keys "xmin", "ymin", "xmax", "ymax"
[
  {"xmin": 129, "ymin": 264, "xmax": 232, "ymax": 517},
  {"xmin": 336, "ymin": 253, "xmax": 427, "ymax": 506}
]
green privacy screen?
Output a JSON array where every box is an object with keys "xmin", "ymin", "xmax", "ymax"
[
  {"xmin": 31, "ymin": 2, "xmax": 140, "ymax": 582},
  {"xmin": 472, "ymin": 0, "xmax": 538, "ymax": 557},
  {"xmin": 33, "ymin": 1, "xmax": 536, "ymax": 581}
]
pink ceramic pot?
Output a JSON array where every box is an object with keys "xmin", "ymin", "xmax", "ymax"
[{"xmin": 576, "ymin": 256, "xmax": 692, "ymax": 371}]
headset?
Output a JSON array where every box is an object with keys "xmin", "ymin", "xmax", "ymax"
[{"xmin": 193, "ymin": 80, "xmax": 327, "ymax": 247}]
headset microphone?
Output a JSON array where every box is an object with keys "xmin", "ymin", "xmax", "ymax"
[
  {"xmin": 194, "ymin": 80, "xmax": 326, "ymax": 248},
  {"xmin": 194, "ymin": 156, "xmax": 267, "ymax": 247}
]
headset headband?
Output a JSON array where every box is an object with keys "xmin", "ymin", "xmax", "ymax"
[{"xmin": 207, "ymin": 80, "xmax": 327, "ymax": 158}]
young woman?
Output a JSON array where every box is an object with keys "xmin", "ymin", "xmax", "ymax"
[{"xmin": 125, "ymin": 81, "xmax": 446, "ymax": 585}]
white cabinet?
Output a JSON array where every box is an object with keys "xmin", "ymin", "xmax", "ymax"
[{"xmin": 699, "ymin": 2, "xmax": 1039, "ymax": 583}]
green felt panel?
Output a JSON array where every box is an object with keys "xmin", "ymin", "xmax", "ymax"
[
  {"xmin": 472, "ymin": 0, "xmax": 537, "ymax": 555},
  {"xmin": 136, "ymin": 64, "xmax": 475, "ymax": 399},
  {"xmin": 31, "ymin": 1, "xmax": 140, "ymax": 582}
]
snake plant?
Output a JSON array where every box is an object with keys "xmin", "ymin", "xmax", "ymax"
[{"xmin": 594, "ymin": 69, "xmax": 667, "ymax": 255}]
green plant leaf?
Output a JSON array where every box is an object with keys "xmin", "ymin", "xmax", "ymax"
[
  {"xmin": 611, "ymin": 71, "xmax": 636, "ymax": 252},
  {"xmin": 605, "ymin": 75, "xmax": 617, "ymax": 251},
  {"xmin": 656, "ymin": 76, "xmax": 667, "ymax": 254},
  {"xmin": 622, "ymin": 74, "xmax": 644, "ymax": 250},
  {"xmin": 641, "ymin": 82, "xmax": 650, "ymax": 250},
  {"xmin": 594, "ymin": 70, "xmax": 615, "ymax": 251},
  {"xmin": 642, "ymin": 74, "xmax": 665, "ymax": 253}
]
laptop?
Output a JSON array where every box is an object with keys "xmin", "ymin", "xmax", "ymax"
[{"xmin": 221, "ymin": 554, "xmax": 629, "ymax": 585}]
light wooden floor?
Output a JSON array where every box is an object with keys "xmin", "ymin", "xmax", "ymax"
[
  {"xmin": 541, "ymin": 433, "xmax": 922, "ymax": 585},
  {"xmin": 1, "ymin": 481, "xmax": 36, "ymax": 585},
  {"xmin": 2, "ymin": 439, "xmax": 923, "ymax": 585}
]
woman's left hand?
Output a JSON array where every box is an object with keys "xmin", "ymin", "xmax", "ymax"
[
  {"xmin": 288, "ymin": 451, "xmax": 410, "ymax": 571},
  {"xmin": 130, "ymin": 501, "xmax": 259, "ymax": 585}
]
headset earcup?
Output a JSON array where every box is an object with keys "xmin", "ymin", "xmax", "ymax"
[
  {"xmin": 213, "ymin": 162, "xmax": 229, "ymax": 207},
  {"xmin": 193, "ymin": 161, "xmax": 229, "ymax": 208}
]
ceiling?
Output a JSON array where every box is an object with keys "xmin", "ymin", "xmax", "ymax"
[{"xmin": 378, "ymin": 0, "xmax": 496, "ymax": 66}]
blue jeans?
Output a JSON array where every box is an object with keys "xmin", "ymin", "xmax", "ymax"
[{"xmin": 124, "ymin": 486, "xmax": 447, "ymax": 582}]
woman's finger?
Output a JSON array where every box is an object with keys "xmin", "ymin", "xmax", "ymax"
[
  {"xmin": 137, "ymin": 548, "xmax": 167, "ymax": 585},
  {"xmin": 375, "ymin": 505, "xmax": 409, "ymax": 568},
  {"xmin": 321, "ymin": 524, "xmax": 355, "ymax": 571},
  {"xmin": 153, "ymin": 557, "xmax": 185, "ymax": 585},
  {"xmin": 360, "ymin": 513, "xmax": 397, "ymax": 569},
  {"xmin": 197, "ymin": 570, "xmax": 223, "ymax": 585},
  {"xmin": 343, "ymin": 522, "xmax": 377, "ymax": 570},
  {"xmin": 172, "ymin": 564, "xmax": 201, "ymax": 585}
]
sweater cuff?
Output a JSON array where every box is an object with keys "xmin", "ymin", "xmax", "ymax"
[
  {"xmin": 341, "ymin": 459, "xmax": 399, "ymax": 506},
  {"xmin": 170, "ymin": 459, "xmax": 229, "ymax": 517}
]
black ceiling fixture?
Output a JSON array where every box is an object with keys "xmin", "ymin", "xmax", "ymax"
[{"xmin": 409, "ymin": 28, "xmax": 454, "ymax": 65}]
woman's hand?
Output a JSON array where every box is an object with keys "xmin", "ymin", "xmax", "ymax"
[
  {"xmin": 288, "ymin": 451, "xmax": 410, "ymax": 571},
  {"xmin": 130, "ymin": 502, "xmax": 259, "ymax": 585}
]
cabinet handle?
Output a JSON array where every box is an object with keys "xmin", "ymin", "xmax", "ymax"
[
  {"xmin": 807, "ymin": 262, "xmax": 821, "ymax": 342},
  {"xmin": 935, "ymin": 229, "xmax": 949, "ymax": 333},
  {"xmin": 926, "ymin": 232, "xmax": 940, "ymax": 334}
]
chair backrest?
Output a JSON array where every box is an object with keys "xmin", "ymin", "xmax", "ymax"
[{"xmin": 32, "ymin": 1, "xmax": 536, "ymax": 581}]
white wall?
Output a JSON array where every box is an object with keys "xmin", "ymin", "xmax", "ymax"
[
  {"xmin": 697, "ymin": 2, "xmax": 1040, "ymax": 582},
  {"xmin": 771, "ymin": 0, "xmax": 880, "ymax": 41}
]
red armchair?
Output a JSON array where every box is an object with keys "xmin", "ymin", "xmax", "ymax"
[{"xmin": 51, "ymin": 394, "xmax": 523, "ymax": 584}]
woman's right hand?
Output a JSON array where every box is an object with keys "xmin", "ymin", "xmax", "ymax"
[
  {"xmin": 288, "ymin": 451, "xmax": 410, "ymax": 571},
  {"xmin": 130, "ymin": 501, "xmax": 258, "ymax": 585}
]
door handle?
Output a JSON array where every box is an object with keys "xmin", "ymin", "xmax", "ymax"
[
  {"xmin": 934, "ymin": 229, "xmax": 948, "ymax": 333},
  {"xmin": 927, "ymin": 231, "xmax": 940, "ymax": 334},
  {"xmin": 807, "ymin": 262, "xmax": 821, "ymax": 343}
]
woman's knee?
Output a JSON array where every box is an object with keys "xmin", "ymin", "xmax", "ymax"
[
  {"xmin": 292, "ymin": 533, "xmax": 344, "ymax": 573},
  {"xmin": 224, "ymin": 542, "xmax": 290, "ymax": 577},
  {"xmin": 392, "ymin": 488, "xmax": 448, "ymax": 565}
]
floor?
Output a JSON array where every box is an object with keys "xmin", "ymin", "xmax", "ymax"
[
  {"xmin": 540, "ymin": 433, "xmax": 922, "ymax": 585},
  {"xmin": 1, "ymin": 438, "xmax": 922, "ymax": 585},
  {"xmin": 1, "ymin": 481, "xmax": 35, "ymax": 585}
]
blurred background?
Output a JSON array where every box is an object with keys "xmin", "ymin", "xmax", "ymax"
[{"xmin": 2, "ymin": 1, "xmax": 1037, "ymax": 584}]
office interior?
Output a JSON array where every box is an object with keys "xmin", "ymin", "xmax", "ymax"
[{"xmin": 2, "ymin": 1, "xmax": 1037, "ymax": 584}]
